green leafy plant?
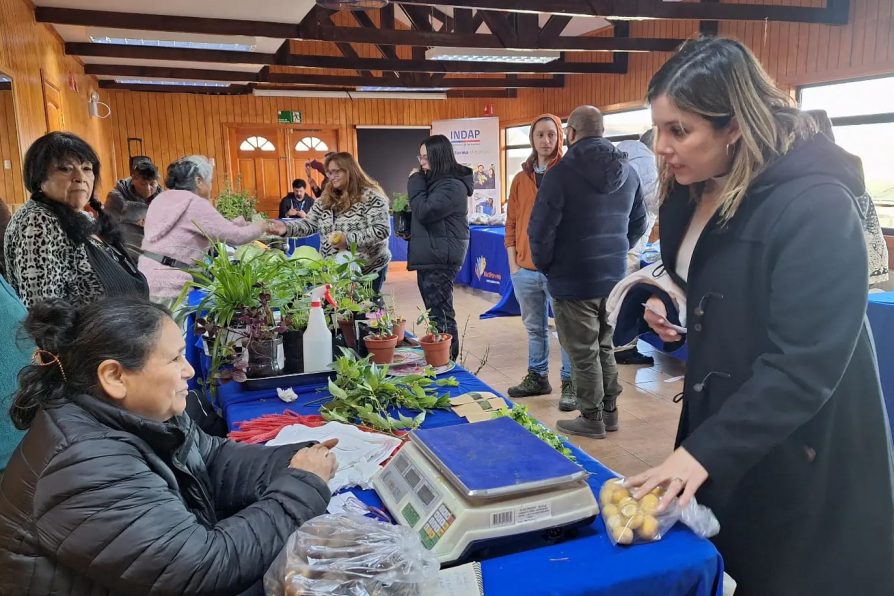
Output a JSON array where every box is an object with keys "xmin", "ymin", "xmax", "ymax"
[
  {"xmin": 320, "ymin": 349, "xmax": 458, "ymax": 432},
  {"xmin": 390, "ymin": 192, "xmax": 410, "ymax": 213},
  {"xmin": 416, "ymin": 307, "xmax": 449, "ymax": 341},
  {"xmin": 493, "ymin": 405, "xmax": 576, "ymax": 461},
  {"xmin": 216, "ymin": 180, "xmax": 261, "ymax": 221},
  {"xmin": 365, "ymin": 308, "xmax": 394, "ymax": 339}
]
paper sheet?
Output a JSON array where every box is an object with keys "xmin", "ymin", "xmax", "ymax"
[
  {"xmin": 267, "ymin": 422, "xmax": 402, "ymax": 494},
  {"xmin": 433, "ymin": 562, "xmax": 484, "ymax": 596}
]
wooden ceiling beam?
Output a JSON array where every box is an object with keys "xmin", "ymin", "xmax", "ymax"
[
  {"xmin": 538, "ymin": 15, "xmax": 572, "ymax": 43},
  {"xmin": 393, "ymin": 0, "xmax": 850, "ymax": 24},
  {"xmin": 88, "ymin": 63, "xmax": 564, "ymax": 88},
  {"xmin": 65, "ymin": 42, "xmax": 275, "ymax": 64},
  {"xmin": 85, "ymin": 63, "xmax": 259, "ymax": 82},
  {"xmin": 98, "ymin": 80, "xmax": 249, "ymax": 94},
  {"xmin": 279, "ymin": 54, "xmax": 622, "ymax": 73},
  {"xmin": 36, "ymin": 8, "xmax": 684, "ymax": 51}
]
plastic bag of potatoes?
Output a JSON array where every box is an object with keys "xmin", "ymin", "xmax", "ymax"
[
  {"xmin": 598, "ymin": 478, "xmax": 721, "ymax": 546},
  {"xmin": 264, "ymin": 514, "xmax": 440, "ymax": 596}
]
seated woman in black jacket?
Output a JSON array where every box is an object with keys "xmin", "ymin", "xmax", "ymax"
[
  {"xmin": 0, "ymin": 297, "xmax": 336, "ymax": 595},
  {"xmin": 407, "ymin": 135, "xmax": 473, "ymax": 361}
]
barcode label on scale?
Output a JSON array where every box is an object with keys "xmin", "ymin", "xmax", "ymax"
[{"xmin": 491, "ymin": 510, "xmax": 515, "ymax": 527}]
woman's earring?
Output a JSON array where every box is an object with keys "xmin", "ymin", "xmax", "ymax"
[{"xmin": 726, "ymin": 142, "xmax": 734, "ymax": 156}]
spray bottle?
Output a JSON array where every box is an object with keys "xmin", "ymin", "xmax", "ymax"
[{"xmin": 303, "ymin": 284, "xmax": 337, "ymax": 372}]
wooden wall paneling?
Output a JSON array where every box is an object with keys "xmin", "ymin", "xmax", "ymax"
[
  {"xmin": 0, "ymin": 89, "xmax": 23, "ymax": 205},
  {"xmin": 0, "ymin": 0, "xmax": 113, "ymax": 206}
]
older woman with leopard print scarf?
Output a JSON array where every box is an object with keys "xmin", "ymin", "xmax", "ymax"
[{"xmin": 4, "ymin": 132, "xmax": 148, "ymax": 307}]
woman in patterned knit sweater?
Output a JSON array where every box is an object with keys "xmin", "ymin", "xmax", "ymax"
[{"xmin": 269, "ymin": 152, "xmax": 391, "ymax": 294}]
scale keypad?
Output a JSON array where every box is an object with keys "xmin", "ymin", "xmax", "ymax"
[{"xmin": 419, "ymin": 503, "xmax": 455, "ymax": 549}]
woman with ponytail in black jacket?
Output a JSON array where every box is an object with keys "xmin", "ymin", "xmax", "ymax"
[
  {"xmin": 407, "ymin": 135, "xmax": 473, "ymax": 360},
  {"xmin": 0, "ymin": 297, "xmax": 336, "ymax": 595},
  {"xmin": 3, "ymin": 132, "xmax": 148, "ymax": 307}
]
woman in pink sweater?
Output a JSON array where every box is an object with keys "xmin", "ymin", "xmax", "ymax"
[{"xmin": 139, "ymin": 156, "xmax": 269, "ymax": 301}]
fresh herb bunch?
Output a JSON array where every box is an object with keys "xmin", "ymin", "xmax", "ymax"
[
  {"xmin": 321, "ymin": 349, "xmax": 458, "ymax": 432},
  {"xmin": 494, "ymin": 405, "xmax": 576, "ymax": 461}
]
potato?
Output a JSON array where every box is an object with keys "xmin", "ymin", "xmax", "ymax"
[
  {"xmin": 611, "ymin": 526, "xmax": 635, "ymax": 545},
  {"xmin": 606, "ymin": 514, "xmax": 624, "ymax": 531},
  {"xmin": 626, "ymin": 513, "xmax": 645, "ymax": 530},
  {"xmin": 637, "ymin": 515, "xmax": 660, "ymax": 540},
  {"xmin": 602, "ymin": 504, "xmax": 619, "ymax": 519},
  {"xmin": 619, "ymin": 501, "xmax": 639, "ymax": 519},
  {"xmin": 639, "ymin": 494, "xmax": 660, "ymax": 514},
  {"xmin": 599, "ymin": 482, "xmax": 616, "ymax": 506},
  {"xmin": 611, "ymin": 487, "xmax": 631, "ymax": 504}
]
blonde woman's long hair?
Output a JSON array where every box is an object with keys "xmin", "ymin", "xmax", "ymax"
[
  {"xmin": 319, "ymin": 152, "xmax": 383, "ymax": 214},
  {"xmin": 647, "ymin": 36, "xmax": 816, "ymax": 223}
]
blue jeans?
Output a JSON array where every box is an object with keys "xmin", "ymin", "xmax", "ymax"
[{"xmin": 511, "ymin": 268, "xmax": 572, "ymax": 380}]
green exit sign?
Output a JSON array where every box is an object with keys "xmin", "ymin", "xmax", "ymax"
[{"xmin": 278, "ymin": 110, "xmax": 302, "ymax": 124}]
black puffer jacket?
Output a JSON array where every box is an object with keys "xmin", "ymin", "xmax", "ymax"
[
  {"xmin": 0, "ymin": 394, "xmax": 330, "ymax": 595},
  {"xmin": 528, "ymin": 136, "xmax": 646, "ymax": 300},
  {"xmin": 406, "ymin": 167, "xmax": 473, "ymax": 270}
]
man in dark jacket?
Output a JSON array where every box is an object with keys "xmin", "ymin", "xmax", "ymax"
[
  {"xmin": 105, "ymin": 158, "xmax": 161, "ymax": 262},
  {"xmin": 279, "ymin": 178, "xmax": 315, "ymax": 219},
  {"xmin": 529, "ymin": 105, "xmax": 647, "ymax": 438}
]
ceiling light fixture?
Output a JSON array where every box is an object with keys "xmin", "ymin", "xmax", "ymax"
[
  {"xmin": 114, "ymin": 79, "xmax": 230, "ymax": 87},
  {"xmin": 356, "ymin": 86, "xmax": 449, "ymax": 92},
  {"xmin": 89, "ymin": 28, "xmax": 257, "ymax": 52},
  {"xmin": 426, "ymin": 47, "xmax": 560, "ymax": 64},
  {"xmin": 253, "ymin": 89, "xmax": 446, "ymax": 100}
]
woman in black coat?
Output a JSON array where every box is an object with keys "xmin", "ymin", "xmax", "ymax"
[
  {"xmin": 627, "ymin": 37, "xmax": 894, "ymax": 595},
  {"xmin": 0, "ymin": 297, "xmax": 337, "ymax": 595},
  {"xmin": 407, "ymin": 134, "xmax": 473, "ymax": 360}
]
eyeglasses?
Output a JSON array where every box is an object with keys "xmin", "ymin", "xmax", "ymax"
[
  {"xmin": 416, "ymin": 155, "xmax": 428, "ymax": 163},
  {"xmin": 326, "ymin": 168, "xmax": 345, "ymax": 177}
]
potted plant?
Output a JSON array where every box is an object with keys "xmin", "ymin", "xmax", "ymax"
[
  {"xmin": 385, "ymin": 295, "xmax": 407, "ymax": 344},
  {"xmin": 280, "ymin": 297, "xmax": 310, "ymax": 374},
  {"xmin": 215, "ymin": 180, "xmax": 262, "ymax": 221},
  {"xmin": 416, "ymin": 308, "xmax": 452, "ymax": 367},
  {"xmin": 391, "ymin": 192, "xmax": 411, "ymax": 240},
  {"xmin": 363, "ymin": 308, "xmax": 398, "ymax": 365}
]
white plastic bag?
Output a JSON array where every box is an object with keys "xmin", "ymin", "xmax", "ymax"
[
  {"xmin": 598, "ymin": 478, "xmax": 719, "ymax": 546},
  {"xmin": 264, "ymin": 514, "xmax": 439, "ymax": 595}
]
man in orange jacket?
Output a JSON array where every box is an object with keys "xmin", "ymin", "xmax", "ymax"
[{"xmin": 505, "ymin": 114, "xmax": 575, "ymax": 409}]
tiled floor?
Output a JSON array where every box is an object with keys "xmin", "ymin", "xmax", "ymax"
[{"xmin": 383, "ymin": 262, "xmax": 686, "ymax": 477}]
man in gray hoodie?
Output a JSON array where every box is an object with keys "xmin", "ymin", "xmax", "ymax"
[{"xmin": 105, "ymin": 158, "xmax": 161, "ymax": 262}]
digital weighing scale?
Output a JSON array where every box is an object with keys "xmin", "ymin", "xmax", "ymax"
[{"xmin": 371, "ymin": 417, "xmax": 600, "ymax": 564}]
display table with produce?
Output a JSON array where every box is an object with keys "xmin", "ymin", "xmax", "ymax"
[
  {"xmin": 216, "ymin": 364, "xmax": 723, "ymax": 596},
  {"xmin": 283, "ymin": 216, "xmax": 409, "ymax": 262}
]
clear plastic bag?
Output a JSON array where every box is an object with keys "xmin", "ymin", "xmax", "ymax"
[
  {"xmin": 598, "ymin": 478, "xmax": 720, "ymax": 546},
  {"xmin": 263, "ymin": 514, "xmax": 440, "ymax": 596}
]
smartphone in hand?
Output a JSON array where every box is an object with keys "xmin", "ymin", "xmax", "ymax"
[{"xmin": 642, "ymin": 303, "xmax": 688, "ymax": 334}]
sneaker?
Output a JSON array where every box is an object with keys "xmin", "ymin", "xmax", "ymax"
[
  {"xmin": 508, "ymin": 370, "xmax": 552, "ymax": 398},
  {"xmin": 603, "ymin": 407, "xmax": 619, "ymax": 432},
  {"xmin": 557, "ymin": 414, "xmax": 606, "ymax": 439},
  {"xmin": 614, "ymin": 348, "xmax": 654, "ymax": 366},
  {"xmin": 558, "ymin": 379, "xmax": 577, "ymax": 412}
]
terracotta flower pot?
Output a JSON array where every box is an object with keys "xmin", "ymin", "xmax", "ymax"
[
  {"xmin": 420, "ymin": 333, "xmax": 452, "ymax": 367},
  {"xmin": 392, "ymin": 319, "xmax": 407, "ymax": 345},
  {"xmin": 338, "ymin": 318, "xmax": 357, "ymax": 349},
  {"xmin": 364, "ymin": 334, "xmax": 399, "ymax": 365}
]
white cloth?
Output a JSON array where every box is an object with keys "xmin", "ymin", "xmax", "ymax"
[
  {"xmin": 606, "ymin": 260, "xmax": 688, "ymax": 328},
  {"xmin": 267, "ymin": 421, "xmax": 402, "ymax": 494}
]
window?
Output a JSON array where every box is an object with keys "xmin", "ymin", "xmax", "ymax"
[
  {"xmin": 799, "ymin": 75, "xmax": 894, "ymax": 228},
  {"xmin": 502, "ymin": 108, "xmax": 651, "ymax": 191},
  {"xmin": 239, "ymin": 136, "xmax": 275, "ymax": 151},
  {"xmin": 295, "ymin": 136, "xmax": 329, "ymax": 152}
]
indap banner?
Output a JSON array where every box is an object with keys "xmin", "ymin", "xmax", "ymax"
[{"xmin": 431, "ymin": 116, "xmax": 501, "ymax": 216}]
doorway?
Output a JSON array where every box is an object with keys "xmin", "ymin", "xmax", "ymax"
[{"xmin": 227, "ymin": 125, "xmax": 338, "ymax": 217}]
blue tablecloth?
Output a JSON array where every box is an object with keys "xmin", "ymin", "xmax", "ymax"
[
  {"xmin": 867, "ymin": 292, "xmax": 894, "ymax": 436},
  {"xmin": 460, "ymin": 226, "xmax": 512, "ymax": 296},
  {"xmin": 220, "ymin": 367, "xmax": 723, "ymax": 596}
]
